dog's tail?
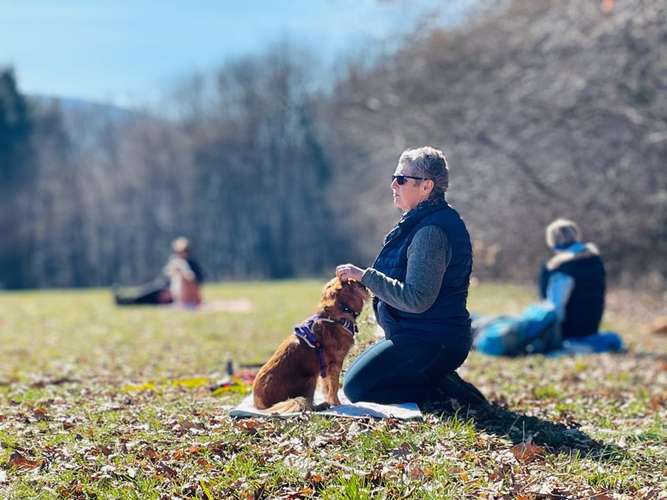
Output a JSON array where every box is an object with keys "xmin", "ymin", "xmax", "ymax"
[{"xmin": 265, "ymin": 396, "xmax": 317, "ymax": 414}]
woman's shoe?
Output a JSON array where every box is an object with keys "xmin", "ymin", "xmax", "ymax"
[{"xmin": 436, "ymin": 371, "xmax": 488, "ymax": 406}]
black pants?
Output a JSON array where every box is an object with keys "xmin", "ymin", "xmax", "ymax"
[
  {"xmin": 343, "ymin": 336, "xmax": 469, "ymax": 404},
  {"xmin": 114, "ymin": 280, "xmax": 171, "ymax": 306}
]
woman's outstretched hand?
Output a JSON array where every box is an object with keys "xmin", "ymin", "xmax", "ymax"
[{"xmin": 336, "ymin": 264, "xmax": 364, "ymax": 282}]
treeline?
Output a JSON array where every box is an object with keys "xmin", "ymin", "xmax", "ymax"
[
  {"xmin": 1, "ymin": 0, "xmax": 665, "ymax": 289},
  {"xmin": 1, "ymin": 47, "xmax": 342, "ymax": 288}
]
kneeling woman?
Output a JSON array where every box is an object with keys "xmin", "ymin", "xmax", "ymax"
[{"xmin": 336, "ymin": 146, "xmax": 484, "ymax": 405}]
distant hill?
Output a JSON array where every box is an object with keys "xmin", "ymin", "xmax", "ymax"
[
  {"xmin": 31, "ymin": 94, "xmax": 139, "ymax": 122},
  {"xmin": 30, "ymin": 94, "xmax": 146, "ymax": 149}
]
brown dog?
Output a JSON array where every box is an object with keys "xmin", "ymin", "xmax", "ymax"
[{"xmin": 253, "ymin": 277, "xmax": 369, "ymax": 414}]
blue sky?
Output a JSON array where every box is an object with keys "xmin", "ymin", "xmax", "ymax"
[{"xmin": 0, "ymin": 0, "xmax": 476, "ymax": 105}]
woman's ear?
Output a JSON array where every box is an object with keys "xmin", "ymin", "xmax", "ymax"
[{"xmin": 423, "ymin": 179, "xmax": 434, "ymax": 196}]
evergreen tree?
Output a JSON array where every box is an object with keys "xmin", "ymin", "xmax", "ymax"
[
  {"xmin": 0, "ymin": 67, "xmax": 33, "ymax": 288},
  {"xmin": 0, "ymin": 68, "xmax": 32, "ymax": 182}
]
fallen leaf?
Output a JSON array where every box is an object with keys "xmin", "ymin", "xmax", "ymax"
[
  {"xmin": 390, "ymin": 443, "xmax": 412, "ymax": 459},
  {"xmin": 170, "ymin": 377, "xmax": 210, "ymax": 389},
  {"xmin": 649, "ymin": 394, "xmax": 666, "ymax": 410},
  {"xmin": 309, "ymin": 473, "xmax": 324, "ymax": 484},
  {"xmin": 9, "ymin": 451, "xmax": 42, "ymax": 470},
  {"xmin": 58, "ymin": 482, "xmax": 84, "ymax": 497},
  {"xmin": 32, "ymin": 407, "xmax": 49, "ymax": 420},
  {"xmin": 489, "ymin": 463, "xmax": 512, "ymax": 481},
  {"xmin": 97, "ymin": 445, "xmax": 112, "ymax": 456},
  {"xmin": 365, "ymin": 467, "xmax": 383, "ymax": 485},
  {"xmin": 156, "ymin": 463, "xmax": 177, "ymax": 478},
  {"xmin": 122, "ymin": 382, "xmax": 158, "ymax": 392},
  {"xmin": 409, "ymin": 465, "xmax": 432, "ymax": 479},
  {"xmin": 511, "ymin": 442, "xmax": 545, "ymax": 463},
  {"xmin": 235, "ymin": 418, "xmax": 263, "ymax": 434},
  {"xmin": 286, "ymin": 486, "xmax": 314, "ymax": 498}
]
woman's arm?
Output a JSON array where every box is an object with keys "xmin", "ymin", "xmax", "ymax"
[
  {"xmin": 165, "ymin": 257, "xmax": 196, "ymax": 281},
  {"xmin": 545, "ymin": 272, "xmax": 575, "ymax": 322},
  {"xmin": 361, "ymin": 225, "xmax": 450, "ymax": 313}
]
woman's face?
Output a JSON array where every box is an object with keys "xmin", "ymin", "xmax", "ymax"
[{"xmin": 391, "ymin": 163, "xmax": 431, "ymax": 212}]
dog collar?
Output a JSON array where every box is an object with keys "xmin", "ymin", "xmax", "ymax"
[{"xmin": 319, "ymin": 315, "xmax": 358, "ymax": 337}]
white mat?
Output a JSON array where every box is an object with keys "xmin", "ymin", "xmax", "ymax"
[{"xmin": 230, "ymin": 390, "xmax": 422, "ymax": 420}]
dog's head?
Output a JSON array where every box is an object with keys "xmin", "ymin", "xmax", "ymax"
[{"xmin": 318, "ymin": 277, "xmax": 370, "ymax": 321}]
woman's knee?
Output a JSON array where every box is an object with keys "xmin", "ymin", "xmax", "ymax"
[
  {"xmin": 342, "ymin": 339, "xmax": 399, "ymax": 403},
  {"xmin": 342, "ymin": 371, "xmax": 365, "ymax": 403}
]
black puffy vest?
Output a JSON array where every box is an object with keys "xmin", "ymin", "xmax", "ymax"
[
  {"xmin": 539, "ymin": 252, "xmax": 606, "ymax": 338},
  {"xmin": 372, "ymin": 200, "xmax": 472, "ymax": 348}
]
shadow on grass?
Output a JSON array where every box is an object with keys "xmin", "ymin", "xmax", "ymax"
[
  {"xmin": 422, "ymin": 400, "xmax": 628, "ymax": 463},
  {"xmin": 628, "ymin": 350, "xmax": 667, "ymax": 362}
]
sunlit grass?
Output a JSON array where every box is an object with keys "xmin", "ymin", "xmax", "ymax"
[{"xmin": 0, "ymin": 280, "xmax": 665, "ymax": 498}]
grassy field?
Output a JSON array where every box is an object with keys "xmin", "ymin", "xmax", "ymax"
[{"xmin": 0, "ymin": 280, "xmax": 665, "ymax": 499}]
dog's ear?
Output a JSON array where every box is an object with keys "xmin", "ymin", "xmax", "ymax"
[
  {"xmin": 352, "ymin": 281, "xmax": 371, "ymax": 303},
  {"xmin": 318, "ymin": 277, "xmax": 343, "ymax": 309},
  {"xmin": 342, "ymin": 280, "xmax": 370, "ymax": 303}
]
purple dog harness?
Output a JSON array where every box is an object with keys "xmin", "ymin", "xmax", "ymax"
[{"xmin": 293, "ymin": 315, "xmax": 357, "ymax": 378}]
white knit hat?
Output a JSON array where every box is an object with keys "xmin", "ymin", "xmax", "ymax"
[{"xmin": 545, "ymin": 219, "xmax": 581, "ymax": 249}]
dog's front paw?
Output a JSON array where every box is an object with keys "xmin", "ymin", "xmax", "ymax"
[{"xmin": 312, "ymin": 401, "xmax": 331, "ymax": 411}]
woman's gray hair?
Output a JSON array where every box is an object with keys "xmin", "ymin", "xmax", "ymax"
[
  {"xmin": 398, "ymin": 146, "xmax": 449, "ymax": 201},
  {"xmin": 545, "ymin": 218, "xmax": 581, "ymax": 249}
]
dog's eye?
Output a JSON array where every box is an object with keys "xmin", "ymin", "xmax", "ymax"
[{"xmin": 341, "ymin": 304, "xmax": 359, "ymax": 317}]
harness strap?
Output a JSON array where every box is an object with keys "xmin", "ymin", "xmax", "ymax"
[{"xmin": 293, "ymin": 314, "xmax": 358, "ymax": 378}]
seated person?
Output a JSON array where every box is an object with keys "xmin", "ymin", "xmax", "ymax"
[
  {"xmin": 473, "ymin": 219, "xmax": 621, "ymax": 355},
  {"xmin": 538, "ymin": 218, "xmax": 605, "ymax": 338},
  {"xmin": 114, "ymin": 237, "xmax": 204, "ymax": 306},
  {"xmin": 164, "ymin": 237, "xmax": 203, "ymax": 307}
]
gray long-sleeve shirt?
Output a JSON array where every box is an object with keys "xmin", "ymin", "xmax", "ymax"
[{"xmin": 360, "ymin": 225, "xmax": 450, "ymax": 313}]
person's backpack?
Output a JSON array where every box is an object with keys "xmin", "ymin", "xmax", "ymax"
[{"xmin": 472, "ymin": 302, "xmax": 560, "ymax": 356}]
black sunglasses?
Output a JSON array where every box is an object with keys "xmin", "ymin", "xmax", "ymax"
[{"xmin": 392, "ymin": 175, "xmax": 430, "ymax": 185}]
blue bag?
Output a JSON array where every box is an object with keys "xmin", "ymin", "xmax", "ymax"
[
  {"xmin": 560, "ymin": 331, "xmax": 624, "ymax": 354},
  {"xmin": 473, "ymin": 302, "xmax": 559, "ymax": 356}
]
